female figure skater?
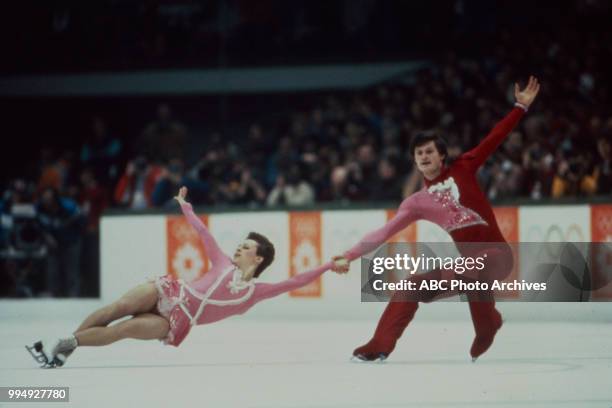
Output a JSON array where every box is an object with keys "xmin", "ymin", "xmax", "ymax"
[
  {"xmin": 331, "ymin": 76, "xmax": 540, "ymax": 362},
  {"xmin": 28, "ymin": 186, "xmax": 332, "ymax": 368}
]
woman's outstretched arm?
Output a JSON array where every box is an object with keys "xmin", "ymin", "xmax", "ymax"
[
  {"xmin": 254, "ymin": 261, "xmax": 333, "ymax": 301},
  {"xmin": 175, "ymin": 186, "xmax": 232, "ymax": 267}
]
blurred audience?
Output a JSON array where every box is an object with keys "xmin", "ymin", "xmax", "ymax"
[
  {"xmin": 37, "ymin": 187, "xmax": 84, "ymax": 297},
  {"xmin": 80, "ymin": 116, "xmax": 122, "ymax": 185},
  {"xmin": 594, "ymin": 137, "xmax": 612, "ymax": 195},
  {"xmin": 266, "ymin": 165, "xmax": 315, "ymax": 207},
  {"xmin": 139, "ymin": 103, "xmax": 189, "ymax": 164}
]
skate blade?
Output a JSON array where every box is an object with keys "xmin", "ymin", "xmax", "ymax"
[
  {"xmin": 41, "ymin": 355, "xmax": 65, "ymax": 369},
  {"xmin": 350, "ymin": 353, "xmax": 387, "ymax": 363},
  {"xmin": 25, "ymin": 342, "xmax": 49, "ymax": 367}
]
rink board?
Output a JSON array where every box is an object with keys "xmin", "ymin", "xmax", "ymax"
[{"xmin": 1, "ymin": 204, "xmax": 611, "ymax": 321}]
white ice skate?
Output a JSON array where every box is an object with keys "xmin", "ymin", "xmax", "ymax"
[
  {"xmin": 25, "ymin": 340, "xmax": 57, "ymax": 368},
  {"xmin": 25, "ymin": 337, "xmax": 77, "ymax": 368}
]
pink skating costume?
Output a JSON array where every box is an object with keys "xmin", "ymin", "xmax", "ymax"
[
  {"xmin": 346, "ymin": 105, "xmax": 527, "ymax": 360},
  {"xmin": 154, "ymin": 202, "xmax": 332, "ymax": 346}
]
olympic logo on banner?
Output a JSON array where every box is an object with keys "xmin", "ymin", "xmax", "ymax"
[
  {"xmin": 291, "ymin": 239, "xmax": 318, "ymax": 273},
  {"xmin": 294, "ymin": 221, "xmax": 318, "ymax": 239},
  {"xmin": 172, "ymin": 242, "xmax": 205, "ymax": 281},
  {"xmin": 525, "ymin": 224, "xmax": 585, "ymax": 243},
  {"xmin": 523, "ymin": 224, "xmax": 587, "ymax": 262},
  {"xmin": 289, "ymin": 212, "xmax": 322, "ymax": 297},
  {"xmin": 171, "ymin": 222, "xmax": 199, "ymax": 242},
  {"xmin": 167, "ymin": 214, "xmax": 210, "ymax": 281}
]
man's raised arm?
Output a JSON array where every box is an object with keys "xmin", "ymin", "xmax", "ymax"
[{"xmin": 463, "ymin": 76, "xmax": 541, "ymax": 171}]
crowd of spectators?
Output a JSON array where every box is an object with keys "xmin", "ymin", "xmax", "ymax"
[{"xmin": 88, "ymin": 28, "xmax": 610, "ymax": 208}]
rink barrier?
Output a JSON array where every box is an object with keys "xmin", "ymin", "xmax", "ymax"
[{"xmin": 1, "ymin": 203, "xmax": 611, "ymax": 321}]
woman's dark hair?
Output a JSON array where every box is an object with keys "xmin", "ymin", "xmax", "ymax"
[
  {"xmin": 409, "ymin": 131, "xmax": 448, "ymax": 163},
  {"xmin": 247, "ymin": 232, "xmax": 275, "ymax": 278}
]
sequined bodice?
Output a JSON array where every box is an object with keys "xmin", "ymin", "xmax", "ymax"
[{"xmin": 416, "ymin": 177, "xmax": 487, "ymax": 232}]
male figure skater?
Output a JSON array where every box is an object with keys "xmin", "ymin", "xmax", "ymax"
[{"xmin": 332, "ymin": 77, "xmax": 540, "ymax": 361}]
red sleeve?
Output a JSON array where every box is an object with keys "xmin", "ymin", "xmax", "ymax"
[{"xmin": 460, "ymin": 107, "xmax": 525, "ymax": 172}]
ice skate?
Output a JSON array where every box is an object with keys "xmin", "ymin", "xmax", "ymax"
[
  {"xmin": 350, "ymin": 352, "xmax": 388, "ymax": 363},
  {"xmin": 351, "ymin": 300, "xmax": 419, "ymax": 363},
  {"xmin": 352, "ymin": 337, "xmax": 393, "ymax": 363},
  {"xmin": 469, "ymin": 304, "xmax": 503, "ymax": 361},
  {"xmin": 49, "ymin": 336, "xmax": 78, "ymax": 367},
  {"xmin": 25, "ymin": 340, "xmax": 60, "ymax": 368},
  {"xmin": 25, "ymin": 336, "xmax": 77, "ymax": 368}
]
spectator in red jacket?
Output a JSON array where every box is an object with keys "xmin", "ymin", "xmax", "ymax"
[{"xmin": 114, "ymin": 156, "xmax": 161, "ymax": 209}]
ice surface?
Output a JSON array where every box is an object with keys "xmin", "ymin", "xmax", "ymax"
[{"xmin": 1, "ymin": 317, "xmax": 611, "ymax": 408}]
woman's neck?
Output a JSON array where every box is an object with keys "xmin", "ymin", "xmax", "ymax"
[{"xmin": 236, "ymin": 264, "xmax": 255, "ymax": 281}]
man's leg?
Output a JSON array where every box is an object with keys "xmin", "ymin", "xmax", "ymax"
[
  {"xmin": 354, "ymin": 244, "xmax": 512, "ymax": 362},
  {"xmin": 467, "ymin": 297, "xmax": 502, "ymax": 361},
  {"xmin": 352, "ymin": 269, "xmax": 448, "ymax": 361},
  {"xmin": 466, "ymin": 245, "xmax": 513, "ymax": 360},
  {"xmin": 353, "ymin": 298, "xmax": 419, "ymax": 361},
  {"xmin": 75, "ymin": 313, "xmax": 170, "ymax": 347}
]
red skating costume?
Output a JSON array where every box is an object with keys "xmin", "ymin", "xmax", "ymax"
[{"xmin": 344, "ymin": 105, "xmax": 526, "ymax": 361}]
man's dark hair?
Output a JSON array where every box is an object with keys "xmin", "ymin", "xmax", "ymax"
[
  {"xmin": 247, "ymin": 232, "xmax": 275, "ymax": 278},
  {"xmin": 409, "ymin": 131, "xmax": 448, "ymax": 163}
]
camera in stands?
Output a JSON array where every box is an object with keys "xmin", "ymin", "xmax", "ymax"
[{"xmin": 0, "ymin": 203, "xmax": 47, "ymax": 259}]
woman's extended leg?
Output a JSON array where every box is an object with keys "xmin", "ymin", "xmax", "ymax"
[
  {"xmin": 74, "ymin": 313, "xmax": 170, "ymax": 347},
  {"xmin": 75, "ymin": 283, "xmax": 160, "ymax": 332},
  {"xmin": 30, "ymin": 284, "xmax": 163, "ymax": 367}
]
